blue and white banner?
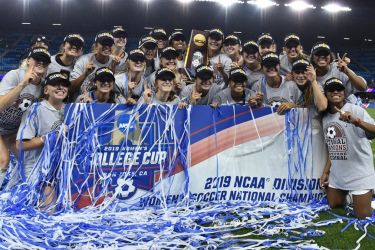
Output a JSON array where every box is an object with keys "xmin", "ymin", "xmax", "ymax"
[{"xmin": 63, "ymin": 104, "xmax": 325, "ymax": 210}]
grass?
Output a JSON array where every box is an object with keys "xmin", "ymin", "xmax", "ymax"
[
  {"xmin": 310, "ymin": 108, "xmax": 375, "ymax": 249},
  {"xmin": 314, "ymin": 211, "xmax": 375, "ymax": 249}
]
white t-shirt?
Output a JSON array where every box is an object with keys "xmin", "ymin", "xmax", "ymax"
[
  {"xmin": 322, "ymin": 102, "xmax": 375, "ymax": 190},
  {"xmin": 209, "ymin": 53, "xmax": 232, "ymax": 87},
  {"xmin": 146, "ymin": 70, "xmax": 186, "ymax": 94},
  {"xmin": 70, "ymin": 53, "xmax": 114, "ymax": 94},
  {"xmin": 47, "ymin": 54, "xmax": 75, "ymax": 76},
  {"xmin": 10, "ymin": 100, "xmax": 64, "ymax": 186},
  {"xmin": 253, "ymin": 76, "xmax": 301, "ymax": 108},
  {"xmin": 115, "ymin": 73, "xmax": 147, "ymax": 100},
  {"xmin": 243, "ymin": 65, "xmax": 264, "ymax": 90},
  {"xmin": 138, "ymin": 95, "xmax": 180, "ymax": 105},
  {"xmin": 180, "ymin": 83, "xmax": 224, "ymax": 105},
  {"xmin": 279, "ymin": 54, "xmax": 293, "ymax": 76},
  {"xmin": 114, "ymin": 52, "xmax": 128, "ymax": 73},
  {"xmin": 76, "ymin": 90, "xmax": 126, "ymax": 104},
  {"xmin": 213, "ymin": 88, "xmax": 255, "ymax": 105}
]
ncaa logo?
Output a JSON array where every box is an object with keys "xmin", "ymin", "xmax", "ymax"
[{"xmin": 117, "ymin": 113, "xmax": 137, "ymax": 134}]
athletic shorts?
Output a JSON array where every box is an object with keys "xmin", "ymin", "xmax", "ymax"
[{"xmin": 328, "ymin": 183, "xmax": 372, "ymax": 196}]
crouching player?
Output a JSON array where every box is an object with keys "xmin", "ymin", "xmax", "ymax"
[{"xmin": 320, "ymin": 77, "xmax": 375, "ymax": 219}]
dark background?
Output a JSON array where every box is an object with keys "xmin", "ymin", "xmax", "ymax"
[{"xmin": 0, "ymin": 0, "xmax": 374, "ymax": 50}]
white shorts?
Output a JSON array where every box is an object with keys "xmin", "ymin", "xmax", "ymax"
[{"xmin": 328, "ymin": 184, "xmax": 372, "ymax": 196}]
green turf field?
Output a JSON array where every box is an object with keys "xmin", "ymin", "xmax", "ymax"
[{"xmin": 312, "ymin": 108, "xmax": 375, "ymax": 249}]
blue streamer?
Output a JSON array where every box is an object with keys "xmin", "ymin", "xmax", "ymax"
[{"xmin": 1, "ymin": 103, "xmax": 374, "ymax": 249}]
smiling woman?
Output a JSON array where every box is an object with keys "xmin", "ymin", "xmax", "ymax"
[
  {"xmin": 47, "ymin": 33, "xmax": 85, "ymax": 76},
  {"xmin": 8, "ymin": 72, "xmax": 70, "ymax": 211},
  {"xmin": 77, "ymin": 67, "xmax": 125, "ymax": 104},
  {"xmin": 311, "ymin": 42, "xmax": 368, "ymax": 98},
  {"xmin": 321, "ymin": 77, "xmax": 375, "ymax": 219},
  {"xmin": 69, "ymin": 31, "xmax": 116, "ymax": 99},
  {"xmin": 0, "ymin": 47, "xmax": 51, "ymax": 188},
  {"xmin": 140, "ymin": 67, "xmax": 181, "ymax": 105}
]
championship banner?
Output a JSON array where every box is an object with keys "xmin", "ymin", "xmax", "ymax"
[{"xmin": 63, "ymin": 104, "xmax": 325, "ymax": 210}]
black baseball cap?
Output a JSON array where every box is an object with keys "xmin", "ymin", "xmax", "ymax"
[
  {"xmin": 155, "ymin": 68, "xmax": 176, "ymax": 81},
  {"xmin": 324, "ymin": 77, "xmax": 345, "ymax": 92},
  {"xmin": 243, "ymin": 40, "xmax": 259, "ymax": 54},
  {"xmin": 64, "ymin": 33, "xmax": 84, "ymax": 48},
  {"xmin": 28, "ymin": 47, "xmax": 51, "ymax": 64},
  {"xmin": 139, "ymin": 36, "xmax": 158, "ymax": 50},
  {"xmin": 224, "ymin": 34, "xmax": 241, "ymax": 46},
  {"xmin": 95, "ymin": 32, "xmax": 114, "ymax": 46},
  {"xmin": 195, "ymin": 65, "xmax": 214, "ymax": 81},
  {"xmin": 229, "ymin": 68, "xmax": 247, "ymax": 83},
  {"xmin": 150, "ymin": 28, "xmax": 168, "ymax": 40},
  {"xmin": 44, "ymin": 72, "xmax": 70, "ymax": 86},
  {"xmin": 257, "ymin": 33, "xmax": 274, "ymax": 46},
  {"xmin": 31, "ymin": 35, "xmax": 49, "ymax": 46},
  {"xmin": 94, "ymin": 67, "xmax": 115, "ymax": 82},
  {"xmin": 261, "ymin": 52, "xmax": 280, "ymax": 67},
  {"xmin": 208, "ymin": 29, "xmax": 224, "ymax": 41},
  {"xmin": 128, "ymin": 49, "xmax": 146, "ymax": 62},
  {"xmin": 292, "ymin": 59, "xmax": 310, "ymax": 72},
  {"xmin": 112, "ymin": 27, "xmax": 127, "ymax": 38},
  {"xmin": 161, "ymin": 47, "xmax": 179, "ymax": 59},
  {"xmin": 284, "ymin": 33, "xmax": 301, "ymax": 48},
  {"xmin": 169, "ymin": 31, "xmax": 186, "ymax": 44},
  {"xmin": 311, "ymin": 42, "xmax": 331, "ymax": 56}
]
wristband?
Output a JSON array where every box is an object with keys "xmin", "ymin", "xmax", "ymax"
[{"xmin": 40, "ymin": 136, "xmax": 45, "ymax": 144}]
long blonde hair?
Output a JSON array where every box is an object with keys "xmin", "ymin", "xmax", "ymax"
[{"xmin": 302, "ymin": 85, "xmax": 314, "ymax": 107}]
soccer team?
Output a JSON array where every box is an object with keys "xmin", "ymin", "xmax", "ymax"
[{"xmin": 0, "ymin": 27, "xmax": 374, "ymax": 218}]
